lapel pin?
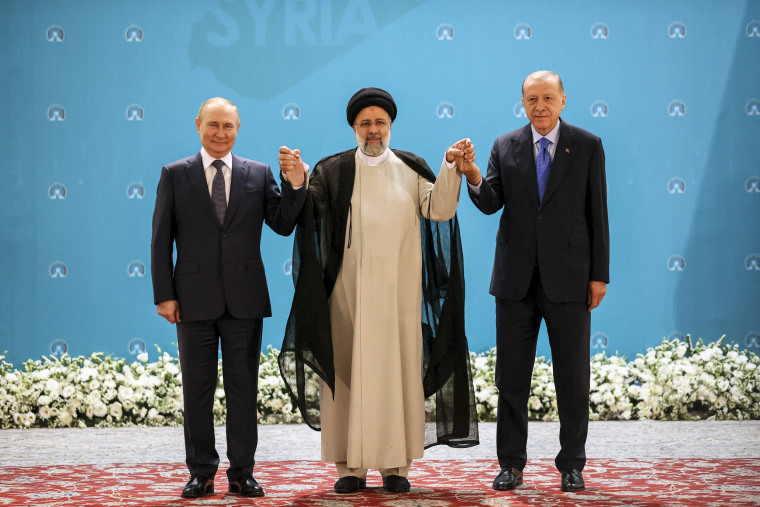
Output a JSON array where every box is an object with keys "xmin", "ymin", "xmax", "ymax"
[{"xmin": 565, "ymin": 148, "xmax": 570, "ymax": 154}]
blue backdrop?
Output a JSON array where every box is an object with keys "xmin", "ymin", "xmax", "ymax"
[{"xmin": 1, "ymin": 0, "xmax": 759, "ymax": 366}]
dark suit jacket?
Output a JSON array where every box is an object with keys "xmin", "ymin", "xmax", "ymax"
[
  {"xmin": 468, "ymin": 120, "xmax": 609, "ymax": 303},
  {"xmin": 151, "ymin": 152, "xmax": 306, "ymax": 321}
]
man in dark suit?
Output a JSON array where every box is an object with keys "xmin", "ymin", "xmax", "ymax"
[
  {"xmin": 464, "ymin": 71, "xmax": 609, "ymax": 492},
  {"xmin": 151, "ymin": 97, "xmax": 306, "ymax": 498}
]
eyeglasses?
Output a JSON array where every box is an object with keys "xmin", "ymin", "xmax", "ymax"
[{"xmin": 354, "ymin": 119, "xmax": 391, "ymax": 129}]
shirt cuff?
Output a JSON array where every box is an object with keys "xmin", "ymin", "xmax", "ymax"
[{"xmin": 467, "ymin": 178, "xmax": 482, "ymax": 194}]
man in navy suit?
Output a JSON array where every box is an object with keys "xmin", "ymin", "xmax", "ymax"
[
  {"xmin": 151, "ymin": 97, "xmax": 306, "ymax": 498},
  {"xmin": 464, "ymin": 71, "xmax": 609, "ymax": 492}
]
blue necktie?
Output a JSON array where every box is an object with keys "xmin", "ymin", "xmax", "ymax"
[
  {"xmin": 211, "ymin": 159, "xmax": 226, "ymax": 226},
  {"xmin": 536, "ymin": 137, "xmax": 551, "ymax": 202}
]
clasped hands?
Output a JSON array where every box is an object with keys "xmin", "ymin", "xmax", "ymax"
[
  {"xmin": 446, "ymin": 138, "xmax": 482, "ymax": 186},
  {"xmin": 278, "ymin": 146, "xmax": 307, "ymax": 187}
]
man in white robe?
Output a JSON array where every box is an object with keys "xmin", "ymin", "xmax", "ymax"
[{"xmin": 279, "ymin": 88, "xmax": 480, "ymax": 494}]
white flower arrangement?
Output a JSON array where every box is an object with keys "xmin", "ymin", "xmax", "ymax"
[
  {"xmin": 469, "ymin": 335, "xmax": 759, "ymax": 422},
  {"xmin": 0, "ymin": 337, "xmax": 757, "ymax": 429}
]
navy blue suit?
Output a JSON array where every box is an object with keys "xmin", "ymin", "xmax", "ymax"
[
  {"xmin": 468, "ymin": 120, "xmax": 609, "ymax": 473},
  {"xmin": 151, "ymin": 152, "xmax": 305, "ymax": 480}
]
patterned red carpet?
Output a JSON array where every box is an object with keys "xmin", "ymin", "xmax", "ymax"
[{"xmin": 2, "ymin": 459, "xmax": 759, "ymax": 506}]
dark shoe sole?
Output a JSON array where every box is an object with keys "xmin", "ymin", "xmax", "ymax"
[
  {"xmin": 334, "ymin": 480, "xmax": 367, "ymax": 494},
  {"xmin": 561, "ymin": 484, "xmax": 585, "ymax": 492},
  {"xmin": 493, "ymin": 478, "xmax": 522, "ymax": 491},
  {"xmin": 181, "ymin": 485, "xmax": 214, "ymax": 498}
]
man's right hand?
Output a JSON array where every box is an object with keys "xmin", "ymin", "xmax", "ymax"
[{"xmin": 157, "ymin": 300, "xmax": 181, "ymax": 324}]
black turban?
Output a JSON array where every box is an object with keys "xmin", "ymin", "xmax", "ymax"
[{"xmin": 346, "ymin": 87, "xmax": 397, "ymax": 126}]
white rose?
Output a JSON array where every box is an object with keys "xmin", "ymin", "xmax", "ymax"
[
  {"xmin": 37, "ymin": 395, "xmax": 52, "ymax": 406},
  {"xmin": 137, "ymin": 352, "xmax": 148, "ymax": 363},
  {"xmin": 39, "ymin": 406, "xmax": 52, "ymax": 419},
  {"xmin": 118, "ymin": 386, "xmax": 135, "ymax": 403},
  {"xmin": 58, "ymin": 410, "xmax": 73, "ymax": 426},
  {"xmin": 93, "ymin": 402, "xmax": 108, "ymax": 418},
  {"xmin": 23, "ymin": 412, "xmax": 36, "ymax": 426},
  {"xmin": 109, "ymin": 402, "xmax": 123, "ymax": 418},
  {"xmin": 62, "ymin": 385, "xmax": 76, "ymax": 398}
]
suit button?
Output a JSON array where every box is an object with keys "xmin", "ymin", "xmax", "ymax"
[{"xmin": 537, "ymin": 215, "xmax": 543, "ymax": 220}]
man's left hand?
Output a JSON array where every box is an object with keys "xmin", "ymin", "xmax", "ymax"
[{"xmin": 587, "ymin": 281, "xmax": 607, "ymax": 311}]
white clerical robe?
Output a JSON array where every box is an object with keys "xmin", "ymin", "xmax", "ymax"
[{"xmin": 319, "ymin": 148, "xmax": 462, "ymax": 473}]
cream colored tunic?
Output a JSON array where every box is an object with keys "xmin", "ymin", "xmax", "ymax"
[{"xmin": 320, "ymin": 149, "xmax": 462, "ymax": 470}]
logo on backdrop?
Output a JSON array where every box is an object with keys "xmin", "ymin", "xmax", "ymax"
[
  {"xmin": 668, "ymin": 332, "xmax": 686, "ymax": 342},
  {"xmin": 50, "ymin": 340, "xmax": 68, "ymax": 358},
  {"xmin": 128, "ymin": 261, "xmax": 146, "ymax": 277},
  {"xmin": 667, "ymin": 255, "xmax": 685, "ymax": 272},
  {"xmin": 125, "ymin": 25, "xmax": 143, "ymax": 42},
  {"xmin": 127, "ymin": 182, "xmax": 145, "ymax": 199},
  {"xmin": 48, "ymin": 105, "xmax": 65, "ymax": 121},
  {"xmin": 591, "ymin": 333, "xmax": 608, "ymax": 349},
  {"xmin": 49, "ymin": 183, "xmax": 67, "ymax": 200},
  {"xmin": 436, "ymin": 102, "xmax": 454, "ymax": 119},
  {"xmin": 513, "ymin": 103, "xmax": 526, "ymax": 118},
  {"xmin": 667, "ymin": 177, "xmax": 685, "ymax": 194},
  {"xmin": 514, "ymin": 23, "xmax": 531, "ymax": 39},
  {"xmin": 746, "ymin": 253, "xmax": 760, "ymax": 271},
  {"xmin": 126, "ymin": 105, "xmax": 144, "ymax": 121},
  {"xmin": 128, "ymin": 338, "xmax": 146, "ymax": 355},
  {"xmin": 747, "ymin": 21, "xmax": 760, "ymax": 37},
  {"xmin": 668, "ymin": 22, "xmax": 686, "ymax": 38},
  {"xmin": 591, "ymin": 23, "xmax": 608, "ymax": 39},
  {"xmin": 436, "ymin": 24, "xmax": 454, "ymax": 40},
  {"xmin": 668, "ymin": 100, "xmax": 685, "ymax": 117},
  {"xmin": 746, "ymin": 332, "xmax": 760, "ymax": 348},
  {"xmin": 50, "ymin": 262, "xmax": 68, "ymax": 278},
  {"xmin": 282, "ymin": 103, "xmax": 300, "ymax": 120},
  {"xmin": 46, "ymin": 26, "xmax": 64, "ymax": 42},
  {"xmin": 189, "ymin": 1, "xmax": 425, "ymax": 100},
  {"xmin": 746, "ymin": 176, "xmax": 760, "ymax": 193},
  {"xmin": 591, "ymin": 101, "xmax": 608, "ymax": 117},
  {"xmin": 746, "ymin": 99, "xmax": 760, "ymax": 116},
  {"xmin": 283, "ymin": 259, "xmax": 293, "ymax": 276}
]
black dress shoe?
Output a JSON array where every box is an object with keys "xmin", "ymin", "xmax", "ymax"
[
  {"xmin": 334, "ymin": 476, "xmax": 366, "ymax": 494},
  {"xmin": 383, "ymin": 475, "xmax": 410, "ymax": 493},
  {"xmin": 493, "ymin": 468, "xmax": 523, "ymax": 491},
  {"xmin": 229, "ymin": 474, "xmax": 265, "ymax": 497},
  {"xmin": 561, "ymin": 469, "xmax": 585, "ymax": 492},
  {"xmin": 181, "ymin": 474, "xmax": 214, "ymax": 498}
]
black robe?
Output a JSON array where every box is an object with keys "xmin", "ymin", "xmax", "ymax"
[{"xmin": 279, "ymin": 148, "xmax": 478, "ymax": 449}]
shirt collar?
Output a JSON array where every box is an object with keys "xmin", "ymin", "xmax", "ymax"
[
  {"xmin": 200, "ymin": 147, "xmax": 233, "ymax": 170},
  {"xmin": 357, "ymin": 147, "xmax": 390, "ymax": 166},
  {"xmin": 531, "ymin": 118, "xmax": 561, "ymax": 145}
]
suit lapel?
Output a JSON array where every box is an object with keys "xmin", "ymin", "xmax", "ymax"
[
  {"xmin": 186, "ymin": 154, "xmax": 222, "ymax": 228},
  {"xmin": 541, "ymin": 121, "xmax": 575, "ymax": 207},
  {"xmin": 515, "ymin": 125, "xmax": 540, "ymax": 209},
  {"xmin": 225, "ymin": 154, "xmax": 249, "ymax": 228}
]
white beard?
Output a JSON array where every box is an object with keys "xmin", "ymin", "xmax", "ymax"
[{"xmin": 356, "ymin": 130, "xmax": 391, "ymax": 157}]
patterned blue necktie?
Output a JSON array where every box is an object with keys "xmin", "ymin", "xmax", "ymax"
[
  {"xmin": 211, "ymin": 159, "xmax": 226, "ymax": 225},
  {"xmin": 536, "ymin": 137, "xmax": 551, "ymax": 202}
]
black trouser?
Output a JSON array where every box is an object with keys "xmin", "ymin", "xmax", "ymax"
[
  {"xmin": 495, "ymin": 267, "xmax": 590, "ymax": 473},
  {"xmin": 177, "ymin": 312, "xmax": 263, "ymax": 480}
]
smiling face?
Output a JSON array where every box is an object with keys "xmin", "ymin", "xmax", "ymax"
[
  {"xmin": 196, "ymin": 99, "xmax": 240, "ymax": 158},
  {"xmin": 521, "ymin": 73, "xmax": 566, "ymax": 136},
  {"xmin": 352, "ymin": 106, "xmax": 392, "ymax": 156}
]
